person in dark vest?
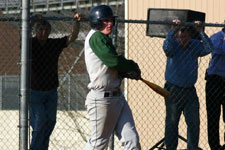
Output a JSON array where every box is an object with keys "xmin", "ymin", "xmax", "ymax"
[
  {"xmin": 29, "ymin": 13, "xmax": 81, "ymax": 150},
  {"xmin": 205, "ymin": 26, "xmax": 225, "ymax": 150}
]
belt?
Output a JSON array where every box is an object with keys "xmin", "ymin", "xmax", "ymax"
[{"xmin": 104, "ymin": 90, "xmax": 121, "ymax": 97}]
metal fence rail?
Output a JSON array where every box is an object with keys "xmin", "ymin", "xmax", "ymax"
[{"xmin": 0, "ymin": 0, "xmax": 86, "ymax": 8}]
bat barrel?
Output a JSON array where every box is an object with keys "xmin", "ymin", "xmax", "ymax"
[{"xmin": 140, "ymin": 78, "xmax": 170, "ymax": 99}]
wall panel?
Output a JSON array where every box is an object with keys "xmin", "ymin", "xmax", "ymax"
[{"xmin": 125, "ymin": 0, "xmax": 225, "ymax": 149}]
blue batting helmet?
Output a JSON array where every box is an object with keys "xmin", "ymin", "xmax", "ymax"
[{"xmin": 89, "ymin": 5, "xmax": 117, "ymax": 30}]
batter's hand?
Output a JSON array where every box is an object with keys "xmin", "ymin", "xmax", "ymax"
[
  {"xmin": 128, "ymin": 62, "xmax": 141, "ymax": 80},
  {"xmin": 132, "ymin": 62, "xmax": 141, "ymax": 79},
  {"xmin": 126, "ymin": 71, "xmax": 141, "ymax": 80},
  {"xmin": 118, "ymin": 60, "xmax": 141, "ymax": 80},
  {"xmin": 118, "ymin": 67, "xmax": 141, "ymax": 80}
]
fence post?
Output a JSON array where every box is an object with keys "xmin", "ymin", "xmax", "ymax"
[
  {"xmin": 112, "ymin": 19, "xmax": 118, "ymax": 48},
  {"xmin": 0, "ymin": 76, "xmax": 2, "ymax": 110},
  {"xmin": 19, "ymin": 0, "xmax": 30, "ymax": 149},
  {"xmin": 68, "ymin": 75, "xmax": 71, "ymax": 110},
  {"xmin": 108, "ymin": 17, "xmax": 119, "ymax": 150}
]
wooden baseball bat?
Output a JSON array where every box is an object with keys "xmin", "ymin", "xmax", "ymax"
[{"xmin": 140, "ymin": 78, "xmax": 170, "ymax": 98}]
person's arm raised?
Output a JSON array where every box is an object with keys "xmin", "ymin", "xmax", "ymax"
[{"xmin": 67, "ymin": 13, "xmax": 81, "ymax": 45}]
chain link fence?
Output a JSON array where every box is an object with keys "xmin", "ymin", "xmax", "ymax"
[
  {"xmin": 118, "ymin": 20, "xmax": 225, "ymax": 149},
  {"xmin": 1, "ymin": 5, "xmax": 225, "ymax": 150},
  {"xmin": 0, "ymin": 4, "xmax": 21, "ymax": 148},
  {"xmin": 119, "ymin": 21, "xmax": 223, "ymax": 150}
]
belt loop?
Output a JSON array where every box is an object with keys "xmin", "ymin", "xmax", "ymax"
[{"xmin": 104, "ymin": 92, "xmax": 110, "ymax": 97}]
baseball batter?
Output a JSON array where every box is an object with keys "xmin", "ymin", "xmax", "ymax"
[{"xmin": 84, "ymin": 5, "xmax": 141, "ymax": 150}]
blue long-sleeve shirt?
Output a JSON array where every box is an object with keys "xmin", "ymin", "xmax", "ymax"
[
  {"xmin": 163, "ymin": 29, "xmax": 213, "ymax": 87},
  {"xmin": 206, "ymin": 30, "xmax": 225, "ymax": 77}
]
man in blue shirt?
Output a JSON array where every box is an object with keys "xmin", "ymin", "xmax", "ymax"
[
  {"xmin": 162, "ymin": 19, "xmax": 213, "ymax": 150},
  {"xmin": 205, "ymin": 27, "xmax": 225, "ymax": 150}
]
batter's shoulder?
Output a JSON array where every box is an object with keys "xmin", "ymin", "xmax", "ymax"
[
  {"xmin": 90, "ymin": 31, "xmax": 111, "ymax": 44},
  {"xmin": 91, "ymin": 31, "xmax": 105, "ymax": 39}
]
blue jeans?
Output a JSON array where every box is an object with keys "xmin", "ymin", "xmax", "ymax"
[
  {"xmin": 164, "ymin": 82, "xmax": 200, "ymax": 150},
  {"xmin": 205, "ymin": 74, "xmax": 225, "ymax": 150},
  {"xmin": 30, "ymin": 89, "xmax": 58, "ymax": 150}
]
